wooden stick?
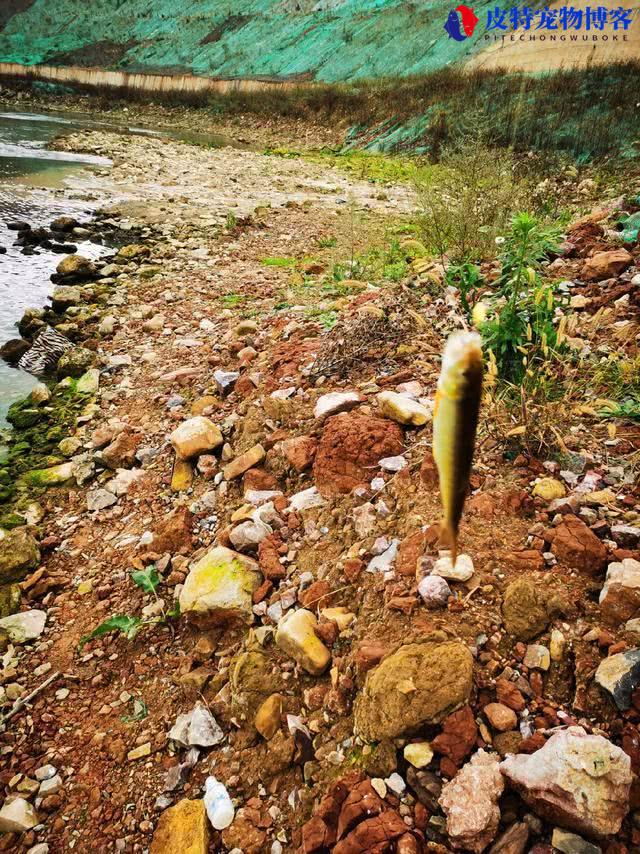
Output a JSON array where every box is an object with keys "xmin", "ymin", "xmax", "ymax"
[{"xmin": 2, "ymin": 670, "xmax": 60, "ymax": 724}]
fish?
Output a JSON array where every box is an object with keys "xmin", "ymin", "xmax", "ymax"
[{"xmin": 432, "ymin": 330, "xmax": 483, "ymax": 564}]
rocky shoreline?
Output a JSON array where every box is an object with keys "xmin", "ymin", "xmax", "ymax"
[{"xmin": 0, "ymin": 116, "xmax": 639, "ymax": 854}]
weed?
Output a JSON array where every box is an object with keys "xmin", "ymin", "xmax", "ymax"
[
  {"xmin": 261, "ymin": 256, "xmax": 297, "ymax": 267},
  {"xmin": 317, "ymin": 235, "xmax": 338, "ymax": 248},
  {"xmin": 445, "ymin": 262, "xmax": 484, "ymax": 321},
  {"xmin": 225, "ymin": 210, "xmax": 237, "ymax": 230},
  {"xmin": 78, "ymin": 566, "xmax": 180, "ymax": 649},
  {"xmin": 480, "ymin": 213, "xmax": 564, "ymax": 386},
  {"xmin": 220, "ymin": 292, "xmax": 246, "ymax": 307}
]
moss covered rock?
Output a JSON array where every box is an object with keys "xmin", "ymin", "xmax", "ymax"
[
  {"xmin": 56, "ymin": 346, "xmax": 94, "ymax": 378},
  {"xmin": 354, "ymin": 641, "xmax": 473, "ymax": 740},
  {"xmin": 178, "ymin": 546, "xmax": 261, "ymax": 623},
  {"xmin": 0, "ymin": 527, "xmax": 40, "ymax": 584},
  {"xmin": 502, "ymin": 576, "xmax": 549, "ymax": 641}
]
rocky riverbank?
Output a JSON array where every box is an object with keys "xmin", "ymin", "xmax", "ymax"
[{"xmin": 0, "ymin": 119, "xmax": 639, "ymax": 854}]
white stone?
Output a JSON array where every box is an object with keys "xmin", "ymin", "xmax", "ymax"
[
  {"xmin": 366, "ymin": 539, "xmax": 399, "ymax": 573},
  {"xmin": 314, "ymin": 391, "xmax": 362, "ymax": 420},
  {"xmin": 168, "ymin": 703, "xmax": 224, "ymax": 748},
  {"xmin": 600, "ymin": 558, "xmax": 640, "ymax": 604},
  {"xmin": 384, "ymin": 772, "xmax": 406, "ymax": 795},
  {"xmin": 87, "ymin": 488, "xmax": 118, "ymax": 511},
  {"xmin": 105, "ymin": 468, "xmax": 145, "ymax": 496},
  {"xmin": 377, "ymin": 391, "xmax": 430, "ymax": 426},
  {"xmin": 38, "ymin": 774, "xmax": 63, "ymax": 796},
  {"xmin": 286, "ymin": 487, "xmax": 326, "ymax": 512},
  {"xmin": 35, "ymin": 765, "xmax": 56, "ymax": 781},
  {"xmin": 0, "ymin": 610, "xmax": 46, "ymax": 643},
  {"xmin": 0, "ymin": 797, "xmax": 39, "ymax": 833},
  {"xmin": 378, "ymin": 455, "xmax": 407, "ymax": 472},
  {"xmin": 431, "ymin": 553, "xmax": 474, "ymax": 582},
  {"xmin": 418, "ymin": 575, "xmax": 451, "ymax": 608}
]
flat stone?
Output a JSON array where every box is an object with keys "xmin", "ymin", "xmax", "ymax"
[
  {"xmin": 502, "ymin": 576, "xmax": 549, "ymax": 641},
  {"xmin": 552, "ymin": 828, "xmax": 601, "ymax": 854},
  {"xmin": 87, "ymin": 488, "xmax": 118, "ymax": 511},
  {"xmin": 314, "ymin": 391, "xmax": 362, "ymax": 420},
  {"xmin": 355, "ymin": 641, "xmax": 473, "ymax": 740},
  {"xmin": 523, "ymin": 644, "xmax": 550, "ymax": 671},
  {"xmin": 223, "ymin": 444, "xmax": 266, "ymax": 480},
  {"xmin": 254, "ymin": 693, "xmax": 283, "ymax": 740},
  {"xmin": 150, "ymin": 798, "xmax": 209, "ymax": 854},
  {"xmin": 431, "ymin": 553, "xmax": 474, "ymax": 582},
  {"xmin": 0, "ymin": 797, "xmax": 39, "ymax": 833},
  {"xmin": 0, "ymin": 609, "xmax": 46, "ymax": 643},
  {"xmin": 377, "ymin": 390, "xmax": 430, "ymax": 426},
  {"xmin": 275, "ymin": 608, "xmax": 331, "ymax": 675}
]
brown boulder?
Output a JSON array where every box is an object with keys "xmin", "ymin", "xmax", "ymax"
[
  {"xmin": 496, "ymin": 679, "xmax": 526, "ymax": 712},
  {"xmin": 101, "ymin": 430, "xmax": 142, "ymax": 469},
  {"xmin": 313, "ymin": 412, "xmax": 404, "ymax": 497},
  {"xmin": 337, "ymin": 779, "xmax": 384, "ymax": 839},
  {"xmin": 258, "ymin": 533, "xmax": 286, "ymax": 581},
  {"xmin": 550, "ymin": 516, "xmax": 608, "ymax": 575},
  {"xmin": 504, "ymin": 550, "xmax": 545, "ymax": 572},
  {"xmin": 581, "ymin": 249, "xmax": 633, "ymax": 282}
]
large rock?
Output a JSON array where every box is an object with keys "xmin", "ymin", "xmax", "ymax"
[
  {"xmin": 275, "ymin": 608, "xmax": 331, "ymax": 675},
  {"xmin": 51, "ymin": 285, "xmax": 82, "ymax": 312},
  {"xmin": 56, "ymin": 254, "xmax": 96, "ymax": 278},
  {"xmin": 599, "ymin": 558, "xmax": 640, "ymax": 626},
  {"xmin": 501, "ymin": 577, "xmax": 549, "ymax": 641},
  {"xmin": 377, "ymin": 391, "xmax": 430, "ymax": 426},
  {"xmin": 170, "ymin": 417, "xmax": 223, "ymax": 459},
  {"xmin": 56, "ymin": 346, "xmax": 94, "ymax": 378},
  {"xmin": 178, "ymin": 546, "xmax": 261, "ymax": 623},
  {"xmin": 439, "ymin": 750, "xmax": 504, "ymax": 852},
  {"xmin": 354, "ymin": 641, "xmax": 473, "ymax": 740},
  {"xmin": 0, "ymin": 609, "xmax": 46, "ymax": 643},
  {"xmin": 550, "ymin": 516, "xmax": 607, "ymax": 575},
  {"xmin": 500, "ymin": 726, "xmax": 632, "ymax": 838},
  {"xmin": 313, "ymin": 412, "xmax": 404, "ymax": 497},
  {"xmin": 581, "ymin": 249, "xmax": 633, "ymax": 282},
  {"xmin": 0, "ymin": 528, "xmax": 40, "ymax": 584},
  {"xmin": 149, "ymin": 798, "xmax": 209, "ymax": 854},
  {"xmin": 101, "ymin": 431, "xmax": 142, "ymax": 470},
  {"xmin": 0, "ymin": 797, "xmax": 39, "ymax": 833},
  {"xmin": 595, "ymin": 648, "xmax": 640, "ymax": 710}
]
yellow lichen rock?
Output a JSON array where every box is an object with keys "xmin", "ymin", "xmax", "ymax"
[
  {"xmin": 150, "ymin": 798, "xmax": 209, "ymax": 854},
  {"xmin": 255, "ymin": 693, "xmax": 283, "ymax": 739},
  {"xmin": 179, "ymin": 546, "xmax": 261, "ymax": 623},
  {"xmin": 275, "ymin": 608, "xmax": 331, "ymax": 675},
  {"xmin": 532, "ymin": 478, "xmax": 566, "ymax": 501},
  {"xmin": 171, "ymin": 458, "xmax": 194, "ymax": 492}
]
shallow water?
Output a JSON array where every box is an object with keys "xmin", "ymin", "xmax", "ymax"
[{"xmin": 0, "ymin": 111, "xmax": 115, "ymax": 425}]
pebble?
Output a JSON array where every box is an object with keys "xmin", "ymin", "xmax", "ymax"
[
  {"xmin": 523, "ymin": 644, "xmax": 550, "ymax": 671},
  {"xmin": 431, "ymin": 552, "xmax": 474, "ymax": 582}
]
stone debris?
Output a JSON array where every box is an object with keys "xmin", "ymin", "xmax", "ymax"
[
  {"xmin": 594, "ymin": 647, "xmax": 640, "ymax": 710},
  {"xmin": 377, "ymin": 390, "xmax": 431, "ymax": 426},
  {"xmin": 168, "ymin": 702, "xmax": 225, "ymax": 748},
  {"xmin": 500, "ymin": 727, "xmax": 632, "ymax": 838},
  {"xmin": 275, "ymin": 608, "xmax": 331, "ymax": 675},
  {"xmin": 178, "ymin": 546, "xmax": 261, "ymax": 621},
  {"xmin": 170, "ymin": 416, "xmax": 223, "ymax": 459},
  {"xmin": 0, "ymin": 797, "xmax": 39, "ymax": 833},
  {"xmin": 314, "ymin": 391, "xmax": 363, "ymax": 420},
  {"xmin": 0, "ymin": 608, "xmax": 46, "ymax": 643},
  {"xmin": 439, "ymin": 750, "xmax": 504, "ymax": 852},
  {"xmin": 431, "ymin": 552, "xmax": 474, "ymax": 582},
  {"xmin": 599, "ymin": 558, "xmax": 640, "ymax": 625}
]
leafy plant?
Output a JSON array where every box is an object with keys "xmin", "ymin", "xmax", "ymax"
[
  {"xmin": 480, "ymin": 213, "xmax": 565, "ymax": 385},
  {"xmin": 225, "ymin": 210, "xmax": 237, "ymax": 230},
  {"xmin": 598, "ymin": 397, "xmax": 640, "ymax": 422},
  {"xmin": 121, "ymin": 697, "xmax": 149, "ymax": 723},
  {"xmin": 317, "ymin": 235, "xmax": 338, "ymax": 248},
  {"xmin": 445, "ymin": 262, "xmax": 484, "ymax": 320},
  {"xmin": 220, "ymin": 292, "xmax": 246, "ymax": 307},
  {"xmin": 261, "ymin": 256, "xmax": 297, "ymax": 267},
  {"xmin": 78, "ymin": 567, "xmax": 179, "ymax": 649}
]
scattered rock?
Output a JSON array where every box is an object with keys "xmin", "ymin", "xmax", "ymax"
[
  {"xmin": 551, "ymin": 828, "xmax": 601, "ymax": 854},
  {"xmin": 377, "ymin": 391, "xmax": 430, "ymax": 426},
  {"xmin": 179, "ymin": 546, "xmax": 261, "ymax": 623},
  {"xmin": 355, "ymin": 641, "xmax": 473, "ymax": 740},
  {"xmin": 56, "ymin": 254, "xmax": 96, "ymax": 278},
  {"xmin": 418, "ymin": 575, "xmax": 451, "ymax": 609},
  {"xmin": 403, "ymin": 742, "xmax": 434, "ymax": 768},
  {"xmin": 595, "ymin": 647, "xmax": 640, "ymax": 710},
  {"xmin": 314, "ymin": 391, "xmax": 363, "ymax": 420},
  {"xmin": 275, "ymin": 608, "xmax": 331, "ymax": 675},
  {"xmin": 532, "ymin": 478, "xmax": 566, "ymax": 501},
  {"xmin": 170, "ymin": 417, "xmax": 223, "ymax": 459},
  {"xmin": 484, "ymin": 702, "xmax": 517, "ymax": 732},
  {"xmin": 432, "ymin": 553, "xmax": 474, "ymax": 582},
  {"xmin": 223, "ymin": 444, "xmax": 266, "ymax": 480},
  {"xmin": 500, "ymin": 726, "xmax": 632, "ymax": 838},
  {"xmin": 255, "ymin": 693, "xmax": 283, "ymax": 739},
  {"xmin": 439, "ymin": 750, "xmax": 504, "ymax": 853},
  {"xmin": 0, "ymin": 609, "xmax": 46, "ymax": 643}
]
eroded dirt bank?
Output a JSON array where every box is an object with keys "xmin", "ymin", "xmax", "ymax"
[{"xmin": 0, "ymin": 119, "xmax": 639, "ymax": 854}]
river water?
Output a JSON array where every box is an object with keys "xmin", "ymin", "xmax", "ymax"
[{"xmin": 0, "ymin": 110, "xmax": 118, "ymax": 425}]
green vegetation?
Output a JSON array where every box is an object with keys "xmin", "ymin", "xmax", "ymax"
[{"xmin": 79, "ymin": 565, "xmax": 180, "ymax": 649}]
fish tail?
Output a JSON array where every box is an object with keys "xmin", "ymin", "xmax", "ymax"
[{"xmin": 440, "ymin": 521, "xmax": 458, "ymax": 565}]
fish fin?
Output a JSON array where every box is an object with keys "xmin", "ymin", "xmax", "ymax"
[{"xmin": 440, "ymin": 521, "xmax": 458, "ymax": 565}]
